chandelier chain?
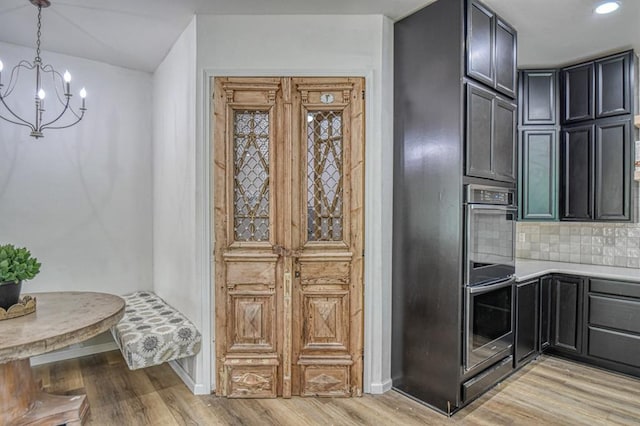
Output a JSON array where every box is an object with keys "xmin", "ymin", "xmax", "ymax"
[{"xmin": 35, "ymin": 6, "xmax": 42, "ymax": 63}]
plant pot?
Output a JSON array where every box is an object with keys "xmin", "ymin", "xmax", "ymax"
[{"xmin": 0, "ymin": 281, "xmax": 22, "ymax": 310}]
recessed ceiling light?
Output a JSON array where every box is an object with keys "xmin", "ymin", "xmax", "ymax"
[{"xmin": 595, "ymin": 1, "xmax": 620, "ymax": 14}]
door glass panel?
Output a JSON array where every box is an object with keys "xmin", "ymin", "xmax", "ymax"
[
  {"xmin": 233, "ymin": 110, "xmax": 270, "ymax": 242},
  {"xmin": 469, "ymin": 209, "xmax": 515, "ymax": 265},
  {"xmin": 307, "ymin": 111, "xmax": 343, "ymax": 241},
  {"xmin": 472, "ymin": 285, "xmax": 512, "ymax": 350}
]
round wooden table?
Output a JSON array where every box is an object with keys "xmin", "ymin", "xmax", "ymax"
[{"xmin": 0, "ymin": 292, "xmax": 125, "ymax": 425}]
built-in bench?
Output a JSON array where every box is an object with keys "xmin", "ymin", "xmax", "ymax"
[{"xmin": 110, "ymin": 291, "xmax": 201, "ymax": 370}]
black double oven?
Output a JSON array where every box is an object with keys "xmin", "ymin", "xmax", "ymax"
[{"xmin": 463, "ymin": 185, "xmax": 516, "ymax": 375}]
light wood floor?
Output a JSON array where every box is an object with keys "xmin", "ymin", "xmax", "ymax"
[{"xmin": 33, "ymin": 351, "xmax": 640, "ymax": 425}]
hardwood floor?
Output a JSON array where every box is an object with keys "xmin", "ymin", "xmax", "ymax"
[{"xmin": 32, "ymin": 351, "xmax": 640, "ymax": 425}]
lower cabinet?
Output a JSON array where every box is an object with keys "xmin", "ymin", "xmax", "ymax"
[
  {"xmin": 550, "ymin": 275, "xmax": 584, "ymax": 354},
  {"xmin": 515, "ymin": 279, "xmax": 539, "ymax": 366},
  {"xmin": 539, "ymin": 276, "xmax": 552, "ymax": 351},
  {"xmin": 531, "ymin": 274, "xmax": 640, "ymax": 378}
]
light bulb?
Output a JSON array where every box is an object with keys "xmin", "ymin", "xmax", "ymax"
[
  {"xmin": 64, "ymin": 70, "xmax": 71, "ymax": 83},
  {"xmin": 0, "ymin": 60, "xmax": 3, "ymax": 72},
  {"xmin": 38, "ymin": 89, "xmax": 46, "ymax": 100},
  {"xmin": 79, "ymin": 88, "xmax": 87, "ymax": 98},
  {"xmin": 595, "ymin": 1, "xmax": 620, "ymax": 14}
]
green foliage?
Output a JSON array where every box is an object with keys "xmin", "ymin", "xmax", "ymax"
[{"xmin": 0, "ymin": 244, "xmax": 41, "ymax": 284}]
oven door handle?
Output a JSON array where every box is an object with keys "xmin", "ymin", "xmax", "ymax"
[
  {"xmin": 467, "ymin": 204, "xmax": 518, "ymax": 212},
  {"xmin": 468, "ymin": 277, "xmax": 516, "ymax": 294}
]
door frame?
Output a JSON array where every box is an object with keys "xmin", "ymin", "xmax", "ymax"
[{"xmin": 199, "ymin": 68, "xmax": 388, "ymax": 394}]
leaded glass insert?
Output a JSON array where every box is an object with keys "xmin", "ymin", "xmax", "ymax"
[
  {"xmin": 233, "ymin": 110, "xmax": 270, "ymax": 242},
  {"xmin": 307, "ymin": 111, "xmax": 343, "ymax": 241}
]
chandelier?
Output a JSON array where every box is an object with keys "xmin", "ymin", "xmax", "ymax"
[{"xmin": 0, "ymin": 0, "xmax": 87, "ymax": 139}]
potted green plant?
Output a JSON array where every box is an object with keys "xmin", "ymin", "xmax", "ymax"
[{"xmin": 0, "ymin": 244, "xmax": 41, "ymax": 310}]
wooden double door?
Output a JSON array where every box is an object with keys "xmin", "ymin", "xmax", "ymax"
[{"xmin": 213, "ymin": 77, "xmax": 364, "ymax": 398}]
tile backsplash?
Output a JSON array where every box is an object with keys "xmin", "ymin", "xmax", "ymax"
[{"xmin": 516, "ymin": 222, "xmax": 640, "ymax": 269}]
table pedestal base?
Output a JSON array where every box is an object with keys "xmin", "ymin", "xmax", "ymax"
[{"xmin": 1, "ymin": 359, "xmax": 89, "ymax": 425}]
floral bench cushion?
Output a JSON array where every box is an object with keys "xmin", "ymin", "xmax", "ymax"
[{"xmin": 110, "ymin": 291, "xmax": 201, "ymax": 370}]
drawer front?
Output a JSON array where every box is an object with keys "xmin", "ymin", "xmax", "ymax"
[
  {"xmin": 588, "ymin": 327, "xmax": 640, "ymax": 368},
  {"xmin": 589, "ymin": 295, "xmax": 640, "ymax": 334},
  {"xmin": 462, "ymin": 356, "xmax": 513, "ymax": 403},
  {"xmin": 590, "ymin": 278, "xmax": 640, "ymax": 299}
]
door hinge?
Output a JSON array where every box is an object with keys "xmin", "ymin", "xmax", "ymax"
[
  {"xmin": 362, "ymin": 90, "xmax": 365, "ymax": 100},
  {"xmin": 362, "ymin": 250, "xmax": 365, "ymax": 257}
]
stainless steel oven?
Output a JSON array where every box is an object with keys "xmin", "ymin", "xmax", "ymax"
[
  {"xmin": 464, "ymin": 277, "xmax": 514, "ymax": 373},
  {"xmin": 465, "ymin": 185, "xmax": 517, "ymax": 286}
]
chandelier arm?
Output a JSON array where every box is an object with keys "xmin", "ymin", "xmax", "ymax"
[
  {"xmin": 0, "ymin": 94, "xmax": 36, "ymax": 129},
  {"xmin": 40, "ymin": 109, "xmax": 85, "ymax": 131},
  {"xmin": 2, "ymin": 61, "xmax": 35, "ymax": 98},
  {"xmin": 40, "ymin": 94, "xmax": 70, "ymax": 128},
  {"xmin": 0, "ymin": 114, "xmax": 36, "ymax": 131}
]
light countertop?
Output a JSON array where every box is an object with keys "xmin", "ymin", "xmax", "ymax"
[{"xmin": 515, "ymin": 259, "xmax": 640, "ymax": 283}]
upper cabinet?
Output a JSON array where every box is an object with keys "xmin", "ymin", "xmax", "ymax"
[
  {"xmin": 562, "ymin": 63, "xmax": 594, "ymax": 124},
  {"xmin": 521, "ymin": 70, "xmax": 558, "ymax": 125},
  {"xmin": 520, "ymin": 50, "xmax": 637, "ymax": 223},
  {"xmin": 596, "ymin": 52, "xmax": 633, "ymax": 118},
  {"xmin": 562, "ymin": 51, "xmax": 635, "ymax": 124},
  {"xmin": 467, "ymin": 0, "xmax": 517, "ymax": 99},
  {"xmin": 466, "ymin": 82, "xmax": 517, "ymax": 182}
]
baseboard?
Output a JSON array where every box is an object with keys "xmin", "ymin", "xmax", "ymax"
[
  {"xmin": 168, "ymin": 360, "xmax": 209, "ymax": 395},
  {"xmin": 30, "ymin": 341, "xmax": 119, "ymax": 366},
  {"xmin": 369, "ymin": 378, "xmax": 393, "ymax": 394}
]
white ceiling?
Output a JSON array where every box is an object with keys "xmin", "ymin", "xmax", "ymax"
[{"xmin": 0, "ymin": 0, "xmax": 638, "ymax": 72}]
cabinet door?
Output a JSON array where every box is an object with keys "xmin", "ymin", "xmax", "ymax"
[
  {"xmin": 596, "ymin": 52, "xmax": 631, "ymax": 118},
  {"xmin": 493, "ymin": 98, "xmax": 517, "ymax": 182},
  {"xmin": 520, "ymin": 129, "xmax": 558, "ymax": 220},
  {"xmin": 467, "ymin": 0, "xmax": 495, "ymax": 88},
  {"xmin": 466, "ymin": 83, "xmax": 494, "ymax": 179},
  {"xmin": 561, "ymin": 124, "xmax": 594, "ymax": 220},
  {"xmin": 515, "ymin": 279, "xmax": 539, "ymax": 366},
  {"xmin": 521, "ymin": 70, "xmax": 557, "ymax": 125},
  {"xmin": 495, "ymin": 18, "xmax": 517, "ymax": 98},
  {"xmin": 539, "ymin": 276, "xmax": 552, "ymax": 351},
  {"xmin": 594, "ymin": 118, "xmax": 631, "ymax": 221},
  {"xmin": 562, "ymin": 63, "xmax": 595, "ymax": 124},
  {"xmin": 551, "ymin": 276, "xmax": 583, "ymax": 354}
]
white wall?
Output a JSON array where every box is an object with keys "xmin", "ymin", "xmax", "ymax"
[
  {"xmin": 151, "ymin": 18, "xmax": 203, "ymax": 391},
  {"xmin": 0, "ymin": 41, "xmax": 153, "ymax": 295},
  {"xmin": 193, "ymin": 14, "xmax": 394, "ymax": 393}
]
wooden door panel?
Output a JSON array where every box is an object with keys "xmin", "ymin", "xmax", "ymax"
[
  {"xmin": 214, "ymin": 77, "xmax": 364, "ymax": 398},
  {"xmin": 292, "ymin": 78, "xmax": 364, "ymax": 398},
  {"xmin": 302, "ymin": 291, "xmax": 349, "ymax": 350},
  {"xmin": 214, "ymin": 78, "xmax": 283, "ymax": 398}
]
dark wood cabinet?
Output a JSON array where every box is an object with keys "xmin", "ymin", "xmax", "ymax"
[
  {"xmin": 495, "ymin": 18, "xmax": 517, "ymax": 98},
  {"xmin": 551, "ymin": 276, "xmax": 584, "ymax": 355},
  {"xmin": 539, "ymin": 276, "xmax": 552, "ymax": 351},
  {"xmin": 466, "ymin": 0, "xmax": 517, "ymax": 98},
  {"xmin": 521, "ymin": 70, "xmax": 557, "ymax": 125},
  {"xmin": 560, "ymin": 117, "xmax": 632, "ymax": 221},
  {"xmin": 562, "ymin": 51, "xmax": 635, "ymax": 124},
  {"xmin": 467, "ymin": 0, "xmax": 494, "ymax": 88},
  {"xmin": 596, "ymin": 52, "xmax": 632, "ymax": 118},
  {"xmin": 515, "ymin": 279, "xmax": 539, "ymax": 366},
  {"xmin": 519, "ymin": 128, "xmax": 558, "ymax": 220},
  {"xmin": 535, "ymin": 275, "xmax": 640, "ymax": 377},
  {"xmin": 594, "ymin": 117, "xmax": 632, "ymax": 221},
  {"xmin": 394, "ymin": 0, "xmax": 518, "ymax": 412},
  {"xmin": 586, "ymin": 278, "xmax": 640, "ymax": 375},
  {"xmin": 561, "ymin": 124, "xmax": 594, "ymax": 220},
  {"xmin": 562, "ymin": 62, "xmax": 595, "ymax": 124},
  {"xmin": 466, "ymin": 82, "xmax": 517, "ymax": 182}
]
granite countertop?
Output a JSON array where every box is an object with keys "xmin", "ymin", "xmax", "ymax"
[{"xmin": 515, "ymin": 259, "xmax": 640, "ymax": 283}]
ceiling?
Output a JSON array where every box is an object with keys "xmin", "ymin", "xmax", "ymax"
[{"xmin": 0, "ymin": 0, "xmax": 638, "ymax": 72}]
